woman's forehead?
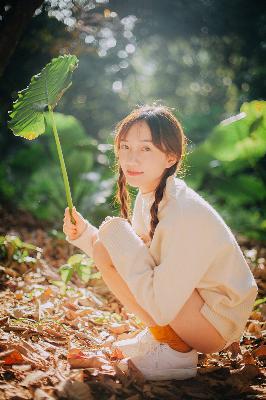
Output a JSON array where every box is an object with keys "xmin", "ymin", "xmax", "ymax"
[{"xmin": 123, "ymin": 121, "xmax": 152, "ymax": 141}]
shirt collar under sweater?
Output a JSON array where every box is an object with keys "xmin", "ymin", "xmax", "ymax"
[
  {"xmin": 138, "ymin": 175, "xmax": 187, "ymax": 233},
  {"xmin": 139, "ymin": 174, "xmax": 186, "ymax": 209}
]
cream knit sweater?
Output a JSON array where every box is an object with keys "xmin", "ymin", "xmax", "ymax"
[{"xmin": 66, "ymin": 175, "xmax": 258, "ymax": 343}]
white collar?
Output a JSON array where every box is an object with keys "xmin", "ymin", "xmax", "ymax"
[{"xmin": 139, "ymin": 175, "xmax": 186, "ymax": 208}]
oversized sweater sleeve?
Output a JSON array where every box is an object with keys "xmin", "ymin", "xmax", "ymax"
[
  {"xmin": 98, "ymin": 210, "xmax": 225, "ymax": 326},
  {"xmin": 65, "ymin": 220, "xmax": 98, "ymax": 258}
]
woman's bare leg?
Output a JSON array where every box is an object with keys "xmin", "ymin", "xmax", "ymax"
[
  {"xmin": 92, "ymin": 240, "xmax": 227, "ymax": 353},
  {"xmin": 92, "ymin": 240, "xmax": 156, "ymax": 326},
  {"xmin": 169, "ymin": 288, "xmax": 227, "ymax": 353}
]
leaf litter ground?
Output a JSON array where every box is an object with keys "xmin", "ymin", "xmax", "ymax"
[{"xmin": 0, "ymin": 207, "xmax": 265, "ymax": 400}]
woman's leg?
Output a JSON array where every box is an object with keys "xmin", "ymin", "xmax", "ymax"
[
  {"xmin": 169, "ymin": 288, "xmax": 227, "ymax": 354},
  {"xmin": 92, "ymin": 239, "xmax": 156, "ymax": 326},
  {"xmin": 92, "ymin": 240, "xmax": 227, "ymax": 353}
]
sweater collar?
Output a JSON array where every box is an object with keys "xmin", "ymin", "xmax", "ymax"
[{"xmin": 139, "ymin": 175, "xmax": 186, "ymax": 208}]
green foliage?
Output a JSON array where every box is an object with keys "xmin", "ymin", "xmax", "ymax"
[
  {"xmin": 18, "ymin": 112, "xmax": 93, "ymax": 220},
  {"xmin": 122, "ymin": 36, "xmax": 239, "ymax": 143},
  {"xmin": 59, "ymin": 253, "xmax": 94, "ymax": 284},
  {"xmin": 0, "ymin": 233, "xmax": 101, "ymax": 296},
  {"xmin": 57, "ymin": 253, "xmax": 101, "ymax": 295},
  {"xmin": 8, "ymin": 55, "xmax": 78, "ymax": 139},
  {"xmin": 0, "ymin": 164, "xmax": 16, "ymax": 204},
  {"xmin": 0, "ymin": 234, "xmax": 42, "ymax": 273},
  {"xmin": 185, "ymin": 100, "xmax": 266, "ymax": 240},
  {"xmin": 254, "ymin": 297, "xmax": 266, "ymax": 308}
]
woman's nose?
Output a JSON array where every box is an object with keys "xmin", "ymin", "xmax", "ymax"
[{"xmin": 127, "ymin": 150, "xmax": 139, "ymax": 163}]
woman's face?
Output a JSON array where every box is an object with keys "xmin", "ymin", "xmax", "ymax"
[{"xmin": 118, "ymin": 121, "xmax": 177, "ymax": 194}]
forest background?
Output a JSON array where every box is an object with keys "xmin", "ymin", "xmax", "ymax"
[
  {"xmin": 0, "ymin": 0, "xmax": 265, "ymax": 241},
  {"xmin": 0, "ymin": 2, "xmax": 265, "ymax": 398}
]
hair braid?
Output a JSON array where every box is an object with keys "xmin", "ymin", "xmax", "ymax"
[
  {"xmin": 149, "ymin": 163, "xmax": 177, "ymax": 240},
  {"xmin": 115, "ymin": 166, "xmax": 132, "ymax": 223}
]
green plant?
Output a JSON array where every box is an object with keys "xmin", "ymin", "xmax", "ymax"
[
  {"xmin": 185, "ymin": 100, "xmax": 266, "ymax": 240},
  {"xmin": 0, "ymin": 234, "xmax": 42, "ymax": 277},
  {"xmin": 56, "ymin": 253, "xmax": 101, "ymax": 293},
  {"xmin": 8, "ymin": 54, "xmax": 79, "ymax": 225}
]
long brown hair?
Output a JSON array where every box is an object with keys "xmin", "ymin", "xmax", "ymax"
[{"xmin": 113, "ymin": 104, "xmax": 188, "ymax": 240}]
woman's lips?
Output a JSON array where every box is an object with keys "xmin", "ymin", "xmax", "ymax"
[{"xmin": 127, "ymin": 171, "xmax": 144, "ymax": 176}]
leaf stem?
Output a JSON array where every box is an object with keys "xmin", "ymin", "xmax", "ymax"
[{"xmin": 48, "ymin": 105, "xmax": 75, "ymax": 225}]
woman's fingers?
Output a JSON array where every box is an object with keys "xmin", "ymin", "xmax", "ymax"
[
  {"xmin": 64, "ymin": 207, "xmax": 77, "ymax": 224},
  {"xmin": 63, "ymin": 207, "xmax": 83, "ymax": 240},
  {"xmin": 64, "ymin": 224, "xmax": 77, "ymax": 233}
]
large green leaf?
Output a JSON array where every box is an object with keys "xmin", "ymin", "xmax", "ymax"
[
  {"xmin": 211, "ymin": 174, "xmax": 266, "ymax": 207},
  {"xmin": 205, "ymin": 101, "xmax": 266, "ymax": 164},
  {"xmin": 8, "ymin": 55, "xmax": 78, "ymax": 140}
]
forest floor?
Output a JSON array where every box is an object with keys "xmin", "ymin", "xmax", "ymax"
[{"xmin": 0, "ymin": 206, "xmax": 265, "ymax": 400}]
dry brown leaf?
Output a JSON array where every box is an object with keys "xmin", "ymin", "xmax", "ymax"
[
  {"xmin": 109, "ymin": 322, "xmax": 130, "ymax": 334},
  {"xmin": 56, "ymin": 380, "xmax": 93, "ymax": 400},
  {"xmin": 1, "ymin": 349, "xmax": 24, "ymax": 365},
  {"xmin": 65, "ymin": 309, "xmax": 78, "ymax": 320},
  {"xmin": 250, "ymin": 310, "xmax": 264, "ymax": 321},
  {"xmin": 67, "ymin": 348, "xmax": 110, "ymax": 369},
  {"xmin": 78, "ymin": 298, "xmax": 95, "ymax": 307},
  {"xmin": 76, "ymin": 309, "xmax": 93, "ymax": 317},
  {"xmin": 253, "ymin": 344, "xmax": 266, "ymax": 358},
  {"xmin": 0, "ymin": 316, "xmax": 8, "ymax": 325},
  {"xmin": 125, "ymin": 395, "xmax": 141, "ymax": 400},
  {"xmin": 110, "ymin": 347, "xmax": 124, "ymax": 360},
  {"xmin": 242, "ymin": 351, "xmax": 257, "ymax": 365},
  {"xmin": 37, "ymin": 326, "xmax": 66, "ymax": 338},
  {"xmin": 33, "ymin": 388, "xmax": 55, "ymax": 400},
  {"xmin": 21, "ymin": 370, "xmax": 49, "ymax": 387},
  {"xmin": 39, "ymin": 287, "xmax": 54, "ymax": 302},
  {"xmin": 230, "ymin": 363, "xmax": 261, "ymax": 382},
  {"xmin": 12, "ymin": 364, "xmax": 32, "ymax": 372},
  {"xmin": 247, "ymin": 322, "xmax": 262, "ymax": 336},
  {"xmin": 0, "ymin": 383, "xmax": 31, "ymax": 400}
]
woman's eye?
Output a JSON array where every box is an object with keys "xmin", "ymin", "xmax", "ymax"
[{"xmin": 119, "ymin": 144, "xmax": 151, "ymax": 151}]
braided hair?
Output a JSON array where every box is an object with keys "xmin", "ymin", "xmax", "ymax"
[{"xmin": 113, "ymin": 103, "xmax": 188, "ymax": 240}]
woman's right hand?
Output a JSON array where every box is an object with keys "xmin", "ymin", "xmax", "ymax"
[{"xmin": 63, "ymin": 207, "xmax": 87, "ymax": 241}]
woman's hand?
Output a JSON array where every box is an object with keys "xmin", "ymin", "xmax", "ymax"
[{"xmin": 63, "ymin": 207, "xmax": 87, "ymax": 241}]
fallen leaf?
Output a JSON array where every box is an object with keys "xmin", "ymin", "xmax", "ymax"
[
  {"xmin": 242, "ymin": 351, "xmax": 257, "ymax": 365},
  {"xmin": 2, "ymin": 349, "xmax": 24, "ymax": 365},
  {"xmin": 110, "ymin": 347, "xmax": 124, "ymax": 360},
  {"xmin": 34, "ymin": 388, "xmax": 55, "ymax": 400},
  {"xmin": 21, "ymin": 370, "xmax": 48, "ymax": 387},
  {"xmin": 109, "ymin": 322, "xmax": 130, "ymax": 334},
  {"xmin": 253, "ymin": 344, "xmax": 266, "ymax": 358},
  {"xmin": 56, "ymin": 380, "xmax": 93, "ymax": 400},
  {"xmin": 67, "ymin": 348, "xmax": 110, "ymax": 369}
]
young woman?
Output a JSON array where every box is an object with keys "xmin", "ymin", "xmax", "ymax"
[{"xmin": 63, "ymin": 104, "xmax": 258, "ymax": 381}]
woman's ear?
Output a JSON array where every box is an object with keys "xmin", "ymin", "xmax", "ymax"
[{"xmin": 166, "ymin": 154, "xmax": 178, "ymax": 168}]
